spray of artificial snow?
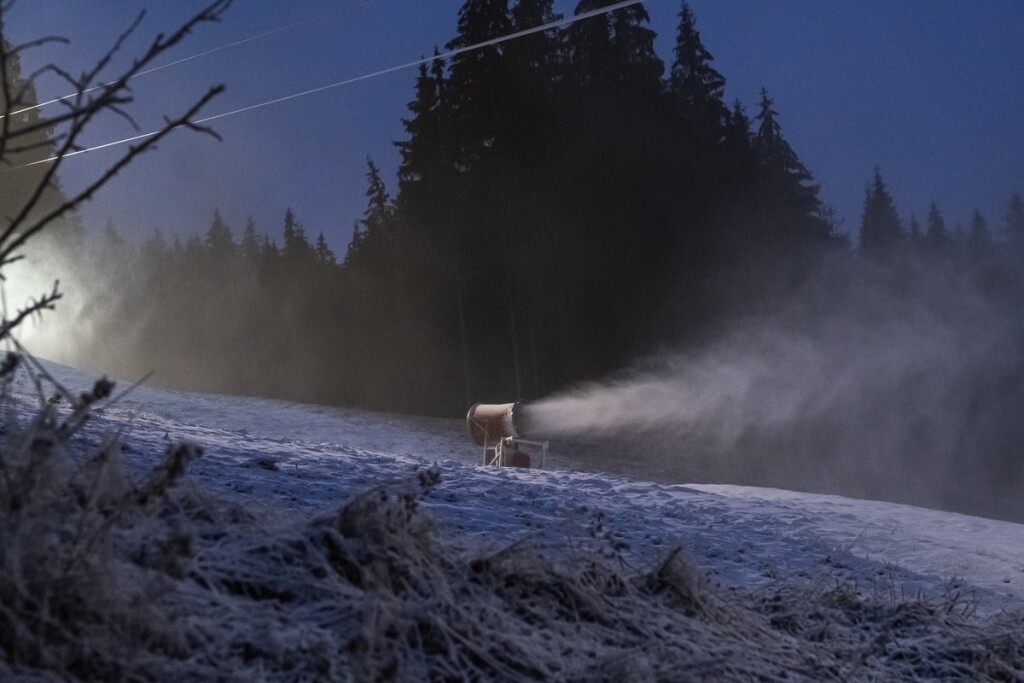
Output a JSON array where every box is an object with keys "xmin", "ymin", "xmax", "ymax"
[{"xmin": 522, "ymin": 258, "xmax": 1024, "ymax": 520}]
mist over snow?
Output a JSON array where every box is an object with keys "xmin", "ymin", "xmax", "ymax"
[
  {"xmin": 525, "ymin": 253, "xmax": 1024, "ymax": 522},
  {"xmin": 18, "ymin": 230, "xmax": 1024, "ymax": 523}
]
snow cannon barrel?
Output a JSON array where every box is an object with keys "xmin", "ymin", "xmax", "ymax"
[{"xmin": 466, "ymin": 402, "xmax": 524, "ymax": 447}]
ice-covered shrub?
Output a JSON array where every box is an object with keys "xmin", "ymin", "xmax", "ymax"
[{"xmin": 0, "ymin": 361, "xmax": 204, "ymax": 679}]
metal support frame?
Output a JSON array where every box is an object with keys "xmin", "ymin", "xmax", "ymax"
[{"xmin": 482, "ymin": 436, "xmax": 548, "ymax": 469}]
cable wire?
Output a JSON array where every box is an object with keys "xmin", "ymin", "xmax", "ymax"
[
  {"xmin": 13, "ymin": 0, "xmax": 644, "ymax": 170},
  {"xmin": 2, "ymin": 0, "xmax": 376, "ymax": 119}
]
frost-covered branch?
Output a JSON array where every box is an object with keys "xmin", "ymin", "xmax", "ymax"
[{"xmin": 0, "ymin": 0, "xmax": 230, "ymax": 274}]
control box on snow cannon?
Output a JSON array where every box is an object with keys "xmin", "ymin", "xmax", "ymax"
[{"xmin": 466, "ymin": 402, "xmax": 548, "ymax": 469}]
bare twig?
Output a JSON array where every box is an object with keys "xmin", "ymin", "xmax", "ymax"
[
  {"xmin": 0, "ymin": 281, "xmax": 60, "ymax": 340},
  {"xmin": 0, "ymin": 0, "xmax": 231, "ymax": 269}
]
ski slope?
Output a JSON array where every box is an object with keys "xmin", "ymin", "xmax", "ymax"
[
  {"xmin": 6, "ymin": 357, "xmax": 1024, "ymax": 679},
  {"xmin": 20, "ymin": 358, "xmax": 1024, "ymax": 618}
]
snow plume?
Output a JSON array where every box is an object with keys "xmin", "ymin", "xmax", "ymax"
[
  {"xmin": 525, "ymin": 332, "xmax": 835, "ymax": 445},
  {"xmin": 525, "ymin": 255, "xmax": 1024, "ymax": 522},
  {"xmin": 5, "ymin": 230, "xmax": 274, "ymax": 400}
]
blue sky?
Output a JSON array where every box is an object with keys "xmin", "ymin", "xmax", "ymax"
[{"xmin": 6, "ymin": 0, "xmax": 1023, "ymax": 251}]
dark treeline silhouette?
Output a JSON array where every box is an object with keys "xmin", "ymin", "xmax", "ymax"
[
  {"xmin": 54, "ymin": 1, "xmax": 1024, "ymax": 416},
  {"xmin": 15, "ymin": 1, "xmax": 1024, "ymax": 520},
  {"xmin": 67, "ymin": 1, "xmax": 845, "ymax": 414}
]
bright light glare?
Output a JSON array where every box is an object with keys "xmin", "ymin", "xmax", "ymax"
[{"xmin": 2, "ymin": 248, "xmax": 82, "ymax": 363}]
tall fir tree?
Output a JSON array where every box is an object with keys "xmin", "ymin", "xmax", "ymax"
[
  {"xmin": 240, "ymin": 216, "xmax": 261, "ymax": 263},
  {"xmin": 670, "ymin": 2, "xmax": 727, "ymax": 131},
  {"xmin": 396, "ymin": 57, "xmax": 446, "ymax": 209},
  {"xmin": 394, "ymin": 50, "xmax": 458, "ymax": 279},
  {"xmin": 753, "ymin": 89, "xmax": 831, "ymax": 247},
  {"xmin": 445, "ymin": 0, "xmax": 513, "ymax": 171},
  {"xmin": 607, "ymin": 1, "xmax": 663, "ymax": 95},
  {"xmin": 205, "ymin": 209, "xmax": 235, "ymax": 262},
  {"xmin": 505, "ymin": 0, "xmax": 563, "ymax": 165},
  {"xmin": 859, "ymin": 169, "xmax": 902, "ymax": 254},
  {"xmin": 509, "ymin": 0, "xmax": 562, "ymax": 76},
  {"xmin": 754, "ymin": 90, "xmax": 818, "ymax": 213},
  {"xmin": 346, "ymin": 158, "xmax": 395, "ymax": 268},
  {"xmin": 281, "ymin": 208, "xmax": 312, "ymax": 263},
  {"xmin": 567, "ymin": 0, "xmax": 662, "ymax": 96},
  {"xmin": 665, "ymin": 2, "xmax": 734, "ymax": 272},
  {"xmin": 716, "ymin": 101, "xmax": 759, "ymax": 250},
  {"xmin": 314, "ymin": 232, "xmax": 336, "ymax": 267}
]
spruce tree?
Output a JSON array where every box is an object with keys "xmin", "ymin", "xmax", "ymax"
[
  {"xmin": 670, "ymin": 2, "xmax": 727, "ymax": 130},
  {"xmin": 755, "ymin": 90, "xmax": 818, "ymax": 212},
  {"xmin": 314, "ymin": 232, "xmax": 336, "ymax": 266},
  {"xmin": 607, "ymin": 1, "xmax": 663, "ymax": 94},
  {"xmin": 445, "ymin": 0, "xmax": 513, "ymax": 171},
  {"xmin": 859, "ymin": 169, "xmax": 902, "ymax": 254},
  {"xmin": 395, "ymin": 51, "xmax": 457, "ymax": 273},
  {"xmin": 261, "ymin": 234, "xmax": 279, "ymax": 265},
  {"xmin": 281, "ymin": 208, "xmax": 312, "ymax": 263},
  {"xmin": 753, "ymin": 89, "xmax": 831, "ymax": 246},
  {"xmin": 665, "ymin": 1, "xmax": 733, "ymax": 262},
  {"xmin": 509, "ymin": 0, "xmax": 562, "ymax": 74},
  {"xmin": 205, "ymin": 209, "xmax": 235, "ymax": 261},
  {"xmin": 718, "ymin": 101, "xmax": 759, "ymax": 246},
  {"xmin": 396, "ymin": 57, "xmax": 447, "ymax": 213},
  {"xmin": 240, "ymin": 216, "xmax": 261, "ymax": 263},
  {"xmin": 505, "ymin": 0, "xmax": 563, "ymax": 166},
  {"xmin": 363, "ymin": 158, "xmax": 393, "ymax": 232},
  {"xmin": 393, "ymin": 52, "xmax": 473, "ymax": 411},
  {"xmin": 568, "ymin": 0, "xmax": 662, "ymax": 95},
  {"xmin": 346, "ymin": 158, "xmax": 395, "ymax": 268}
]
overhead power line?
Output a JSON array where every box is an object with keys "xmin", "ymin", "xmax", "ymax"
[
  {"xmin": 2, "ymin": 0, "xmax": 376, "ymax": 120},
  {"xmin": 14, "ymin": 0, "xmax": 645, "ymax": 170}
]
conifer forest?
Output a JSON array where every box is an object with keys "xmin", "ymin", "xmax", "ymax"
[{"xmin": 7, "ymin": 1, "xmax": 1024, "ymax": 519}]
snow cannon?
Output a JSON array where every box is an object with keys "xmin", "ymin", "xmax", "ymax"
[
  {"xmin": 466, "ymin": 402, "xmax": 522, "ymax": 447},
  {"xmin": 466, "ymin": 402, "xmax": 547, "ymax": 469}
]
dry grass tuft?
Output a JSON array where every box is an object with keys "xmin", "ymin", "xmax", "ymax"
[{"xmin": 2, "ymin": 360, "xmax": 1023, "ymax": 681}]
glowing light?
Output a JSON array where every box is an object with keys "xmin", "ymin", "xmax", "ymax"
[{"xmin": 2, "ymin": 245, "xmax": 83, "ymax": 363}]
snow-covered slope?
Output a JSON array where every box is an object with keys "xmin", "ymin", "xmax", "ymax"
[
  {"xmin": 7, "ymin": 358, "xmax": 1024, "ymax": 680},
  {"xmin": 21, "ymin": 358, "xmax": 1024, "ymax": 618}
]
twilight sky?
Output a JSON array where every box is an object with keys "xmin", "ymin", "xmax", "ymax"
[{"xmin": 6, "ymin": 0, "xmax": 1024, "ymax": 252}]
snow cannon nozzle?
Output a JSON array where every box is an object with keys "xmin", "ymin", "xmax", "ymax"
[{"xmin": 466, "ymin": 401, "xmax": 526, "ymax": 447}]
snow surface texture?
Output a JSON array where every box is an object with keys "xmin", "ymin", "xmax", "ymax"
[{"xmin": 2, "ymin": 359, "xmax": 1023, "ymax": 681}]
